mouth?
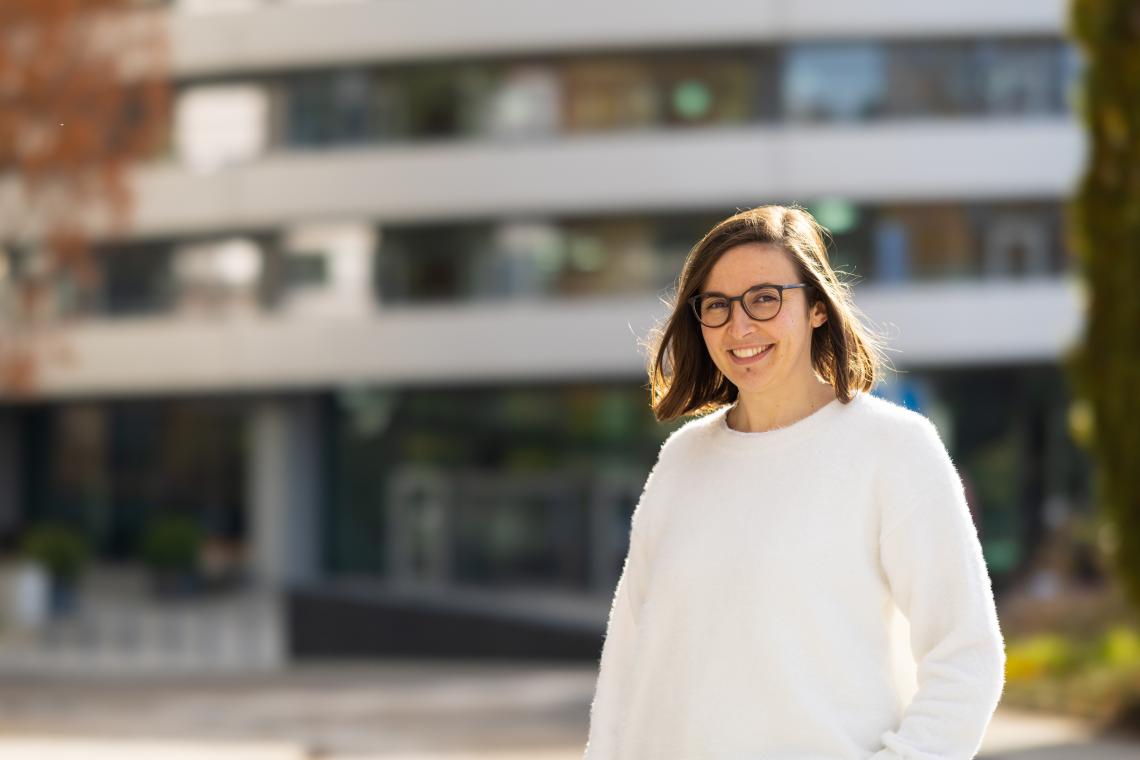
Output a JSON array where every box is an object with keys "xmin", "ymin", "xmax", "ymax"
[{"xmin": 728, "ymin": 343, "xmax": 774, "ymax": 365}]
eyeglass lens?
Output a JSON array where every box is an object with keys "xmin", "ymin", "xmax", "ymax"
[{"xmin": 695, "ymin": 286, "xmax": 781, "ymax": 326}]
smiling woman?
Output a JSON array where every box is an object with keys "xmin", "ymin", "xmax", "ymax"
[
  {"xmin": 646, "ymin": 204, "xmax": 889, "ymax": 430},
  {"xmin": 585, "ymin": 204, "xmax": 1008, "ymax": 760}
]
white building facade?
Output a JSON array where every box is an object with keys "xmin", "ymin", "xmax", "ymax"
[{"xmin": 0, "ymin": 0, "xmax": 1092, "ymax": 661}]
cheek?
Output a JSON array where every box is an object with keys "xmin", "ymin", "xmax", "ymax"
[
  {"xmin": 700, "ymin": 328, "xmax": 727, "ymax": 366},
  {"xmin": 771, "ymin": 313, "xmax": 797, "ymax": 338}
]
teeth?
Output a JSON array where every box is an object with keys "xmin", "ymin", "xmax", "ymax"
[{"xmin": 731, "ymin": 344, "xmax": 772, "ymax": 358}]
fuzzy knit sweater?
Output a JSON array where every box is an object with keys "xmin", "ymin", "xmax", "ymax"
[{"xmin": 583, "ymin": 389, "xmax": 1006, "ymax": 760}]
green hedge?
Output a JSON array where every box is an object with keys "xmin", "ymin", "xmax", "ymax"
[{"xmin": 1003, "ymin": 626, "xmax": 1140, "ymax": 729}]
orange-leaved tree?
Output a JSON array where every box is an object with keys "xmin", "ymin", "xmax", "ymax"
[{"xmin": 0, "ymin": 0, "xmax": 169, "ymax": 396}]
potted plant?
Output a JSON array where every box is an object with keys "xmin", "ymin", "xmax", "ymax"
[
  {"xmin": 140, "ymin": 514, "xmax": 204, "ymax": 599},
  {"xmin": 20, "ymin": 522, "xmax": 90, "ymax": 618}
]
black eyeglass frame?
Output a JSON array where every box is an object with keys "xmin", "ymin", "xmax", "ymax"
[{"xmin": 687, "ymin": 282, "xmax": 813, "ymax": 327}]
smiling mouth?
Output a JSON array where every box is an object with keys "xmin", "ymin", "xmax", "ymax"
[{"xmin": 729, "ymin": 344, "xmax": 774, "ymax": 359}]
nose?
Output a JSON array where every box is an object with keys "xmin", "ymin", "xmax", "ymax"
[{"xmin": 727, "ymin": 299, "xmax": 757, "ymax": 338}]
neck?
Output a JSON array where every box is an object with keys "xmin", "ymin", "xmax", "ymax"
[{"xmin": 729, "ymin": 379, "xmax": 837, "ymax": 433}]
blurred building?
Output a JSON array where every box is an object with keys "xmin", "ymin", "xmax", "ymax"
[{"xmin": 0, "ymin": 0, "xmax": 1094, "ymax": 666}]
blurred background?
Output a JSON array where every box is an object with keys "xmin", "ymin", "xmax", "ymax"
[{"xmin": 0, "ymin": 0, "xmax": 1136, "ymax": 758}]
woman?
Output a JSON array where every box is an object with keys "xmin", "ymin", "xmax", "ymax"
[{"xmin": 583, "ymin": 205, "xmax": 1006, "ymax": 759}]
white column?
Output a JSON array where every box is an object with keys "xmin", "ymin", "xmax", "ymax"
[{"xmin": 248, "ymin": 397, "xmax": 321, "ymax": 588}]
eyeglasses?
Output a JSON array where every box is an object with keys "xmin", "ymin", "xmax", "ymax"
[{"xmin": 687, "ymin": 283, "xmax": 811, "ymax": 328}]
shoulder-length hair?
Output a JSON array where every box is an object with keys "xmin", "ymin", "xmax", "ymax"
[{"xmin": 644, "ymin": 204, "xmax": 892, "ymax": 421}]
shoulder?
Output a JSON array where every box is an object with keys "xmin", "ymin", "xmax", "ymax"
[
  {"xmin": 651, "ymin": 404, "xmax": 729, "ymax": 465},
  {"xmin": 857, "ymin": 396, "xmax": 962, "ymax": 496},
  {"xmin": 856, "ymin": 391, "xmax": 947, "ymax": 454}
]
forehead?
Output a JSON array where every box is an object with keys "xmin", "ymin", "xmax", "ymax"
[{"xmin": 702, "ymin": 243, "xmax": 797, "ymax": 293}]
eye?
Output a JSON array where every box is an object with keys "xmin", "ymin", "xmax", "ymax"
[
  {"xmin": 704, "ymin": 298, "xmax": 728, "ymax": 310},
  {"xmin": 747, "ymin": 287, "xmax": 784, "ymax": 305}
]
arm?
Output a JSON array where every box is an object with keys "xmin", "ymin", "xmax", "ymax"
[
  {"xmin": 870, "ymin": 418, "xmax": 1007, "ymax": 760},
  {"xmin": 582, "ymin": 452, "xmax": 663, "ymax": 759}
]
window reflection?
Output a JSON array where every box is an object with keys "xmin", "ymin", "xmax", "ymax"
[
  {"xmin": 378, "ymin": 202, "xmax": 1066, "ymax": 303},
  {"xmin": 871, "ymin": 203, "xmax": 1060, "ymax": 283},
  {"xmin": 557, "ymin": 219, "xmax": 658, "ymax": 295},
  {"xmin": 980, "ymin": 206, "xmax": 1059, "ymax": 279},
  {"xmin": 376, "ymin": 225, "xmax": 494, "ymax": 303},
  {"xmin": 884, "ymin": 43, "xmax": 975, "ymax": 117},
  {"xmin": 378, "ymin": 217, "xmax": 671, "ymax": 303},
  {"xmin": 975, "ymin": 40, "xmax": 1062, "ymax": 115},
  {"xmin": 327, "ymin": 384, "xmax": 682, "ymax": 590},
  {"xmin": 255, "ymin": 39, "xmax": 1075, "ymax": 148},
  {"xmin": 171, "ymin": 238, "xmax": 265, "ymax": 317},
  {"xmin": 479, "ymin": 64, "xmax": 561, "ymax": 139},
  {"xmin": 103, "ymin": 241, "xmax": 176, "ymax": 316},
  {"xmin": 783, "ymin": 43, "xmax": 887, "ymax": 122},
  {"xmin": 874, "ymin": 206, "xmax": 977, "ymax": 281},
  {"xmin": 406, "ymin": 64, "xmax": 488, "ymax": 139},
  {"xmin": 655, "ymin": 55, "xmax": 758, "ymax": 126},
  {"xmin": 26, "ymin": 400, "xmax": 248, "ymax": 567},
  {"xmin": 562, "ymin": 58, "xmax": 660, "ymax": 132},
  {"xmin": 283, "ymin": 69, "xmax": 398, "ymax": 146},
  {"xmin": 83, "ymin": 202, "xmax": 1067, "ymax": 317},
  {"xmin": 1059, "ymin": 44, "xmax": 1083, "ymax": 112},
  {"xmin": 95, "ymin": 235, "xmax": 273, "ymax": 318}
]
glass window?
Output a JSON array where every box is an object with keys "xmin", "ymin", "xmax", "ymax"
[
  {"xmin": 561, "ymin": 58, "xmax": 660, "ymax": 132},
  {"xmin": 1058, "ymin": 43, "xmax": 1083, "ymax": 114},
  {"xmin": 171, "ymin": 237, "xmax": 265, "ymax": 316},
  {"xmin": 479, "ymin": 63, "xmax": 561, "ymax": 139},
  {"xmin": 783, "ymin": 43, "xmax": 887, "ymax": 122},
  {"xmin": 375, "ymin": 202, "xmax": 1063, "ymax": 305},
  {"xmin": 920, "ymin": 365, "xmax": 1092, "ymax": 582},
  {"xmin": 974, "ymin": 40, "xmax": 1062, "ymax": 115},
  {"xmin": 37, "ymin": 404, "xmax": 111, "ymax": 546},
  {"xmin": 873, "ymin": 205, "xmax": 976, "ymax": 281},
  {"xmin": 483, "ymin": 221, "xmax": 565, "ymax": 298},
  {"xmin": 284, "ymin": 69, "xmax": 384, "ymax": 147},
  {"xmin": 283, "ymin": 254, "xmax": 328, "ymax": 289},
  {"xmin": 102, "ymin": 240, "xmax": 176, "ymax": 316},
  {"xmin": 653, "ymin": 54, "xmax": 756, "ymax": 127},
  {"xmin": 654, "ymin": 214, "xmax": 723, "ymax": 291},
  {"xmin": 978, "ymin": 206, "xmax": 1059, "ymax": 279},
  {"xmin": 25, "ymin": 399, "xmax": 248, "ymax": 563},
  {"xmin": 405, "ymin": 64, "xmax": 488, "ymax": 139},
  {"xmin": 381, "ymin": 219, "xmax": 660, "ymax": 302},
  {"xmin": 372, "ymin": 73, "xmax": 412, "ymax": 141},
  {"xmin": 805, "ymin": 199, "xmax": 873, "ymax": 282},
  {"xmin": 376, "ymin": 224, "xmax": 493, "ymax": 303},
  {"xmin": 884, "ymin": 42, "xmax": 976, "ymax": 117},
  {"xmin": 326, "ymin": 383, "xmax": 682, "ymax": 589},
  {"xmin": 556, "ymin": 218, "xmax": 658, "ymax": 296}
]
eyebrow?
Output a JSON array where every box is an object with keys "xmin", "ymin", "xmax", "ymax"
[{"xmin": 700, "ymin": 282, "xmax": 779, "ymax": 296}]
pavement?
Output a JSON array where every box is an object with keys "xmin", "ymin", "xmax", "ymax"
[{"xmin": 0, "ymin": 660, "xmax": 1132, "ymax": 759}]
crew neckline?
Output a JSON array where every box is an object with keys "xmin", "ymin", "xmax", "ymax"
[{"xmin": 707, "ymin": 390, "xmax": 860, "ymax": 453}]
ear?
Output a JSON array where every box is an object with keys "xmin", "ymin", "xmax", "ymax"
[{"xmin": 810, "ymin": 301, "xmax": 828, "ymax": 329}]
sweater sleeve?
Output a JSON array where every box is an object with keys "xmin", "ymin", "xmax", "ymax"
[
  {"xmin": 582, "ymin": 447, "xmax": 665, "ymax": 760},
  {"xmin": 870, "ymin": 417, "xmax": 1007, "ymax": 760}
]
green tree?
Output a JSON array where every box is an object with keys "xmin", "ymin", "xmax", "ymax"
[{"xmin": 1066, "ymin": 0, "xmax": 1140, "ymax": 614}]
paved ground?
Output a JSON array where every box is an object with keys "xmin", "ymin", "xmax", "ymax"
[{"xmin": 0, "ymin": 660, "xmax": 1133, "ymax": 759}]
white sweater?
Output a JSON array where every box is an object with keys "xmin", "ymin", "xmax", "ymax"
[{"xmin": 583, "ymin": 389, "xmax": 1006, "ymax": 760}]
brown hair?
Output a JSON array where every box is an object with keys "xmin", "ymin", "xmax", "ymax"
[{"xmin": 643, "ymin": 204, "xmax": 893, "ymax": 421}]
